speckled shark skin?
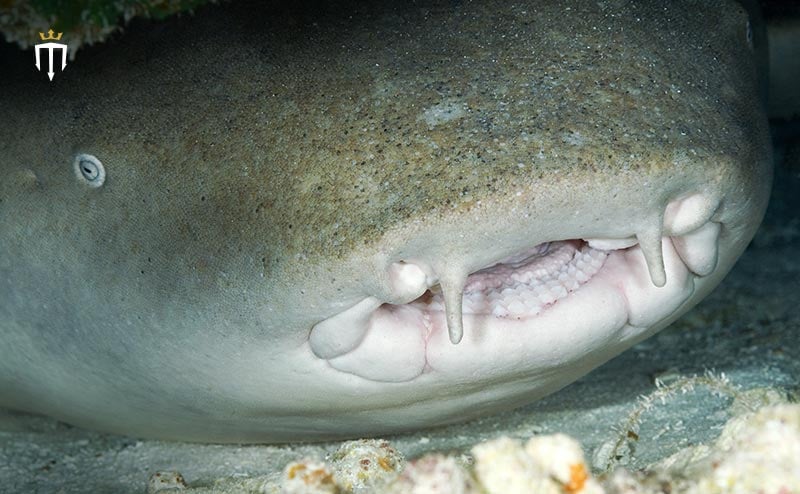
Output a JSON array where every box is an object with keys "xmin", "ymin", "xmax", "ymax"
[{"xmin": 0, "ymin": 0, "xmax": 771, "ymax": 442}]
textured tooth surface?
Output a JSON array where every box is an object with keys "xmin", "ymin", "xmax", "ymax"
[
  {"xmin": 309, "ymin": 297, "xmax": 382, "ymax": 359},
  {"xmin": 636, "ymin": 228, "xmax": 667, "ymax": 288},
  {"xmin": 672, "ymin": 221, "xmax": 721, "ymax": 276},
  {"xmin": 463, "ymin": 242, "xmax": 572, "ymax": 293},
  {"xmin": 538, "ymin": 290, "xmax": 556, "ymax": 305}
]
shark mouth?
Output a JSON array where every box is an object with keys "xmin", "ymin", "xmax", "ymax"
[{"xmin": 308, "ymin": 194, "xmax": 722, "ymax": 383}]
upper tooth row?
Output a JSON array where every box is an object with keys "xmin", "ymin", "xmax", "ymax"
[
  {"xmin": 463, "ymin": 242, "xmax": 576, "ymax": 293},
  {"xmin": 415, "ymin": 244, "xmax": 608, "ymax": 318}
]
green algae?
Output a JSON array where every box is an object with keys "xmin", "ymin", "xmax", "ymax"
[{"xmin": 0, "ymin": 0, "xmax": 213, "ymax": 54}]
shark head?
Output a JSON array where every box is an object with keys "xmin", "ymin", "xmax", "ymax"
[{"xmin": 0, "ymin": 0, "xmax": 771, "ymax": 442}]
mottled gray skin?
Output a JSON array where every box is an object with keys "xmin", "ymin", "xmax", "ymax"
[{"xmin": 0, "ymin": 0, "xmax": 771, "ymax": 442}]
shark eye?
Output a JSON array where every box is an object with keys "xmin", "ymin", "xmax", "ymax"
[{"xmin": 73, "ymin": 154, "xmax": 105, "ymax": 187}]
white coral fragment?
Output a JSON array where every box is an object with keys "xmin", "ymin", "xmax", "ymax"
[
  {"xmin": 472, "ymin": 435, "xmax": 603, "ymax": 494},
  {"xmin": 147, "ymin": 471, "xmax": 187, "ymax": 493},
  {"xmin": 684, "ymin": 404, "xmax": 800, "ymax": 494},
  {"xmin": 385, "ymin": 453, "xmax": 479, "ymax": 494},
  {"xmin": 327, "ymin": 439, "xmax": 404, "ymax": 492}
]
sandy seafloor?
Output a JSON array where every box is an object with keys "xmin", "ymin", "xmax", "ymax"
[{"xmin": 0, "ymin": 133, "xmax": 798, "ymax": 493}]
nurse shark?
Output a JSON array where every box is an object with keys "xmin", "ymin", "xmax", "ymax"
[{"xmin": 0, "ymin": 0, "xmax": 771, "ymax": 442}]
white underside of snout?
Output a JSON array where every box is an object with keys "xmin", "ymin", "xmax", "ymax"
[{"xmin": 308, "ymin": 194, "xmax": 722, "ymax": 384}]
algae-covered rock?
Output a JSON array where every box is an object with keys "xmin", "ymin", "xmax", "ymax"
[{"xmin": 0, "ymin": 0, "xmax": 213, "ymax": 56}]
